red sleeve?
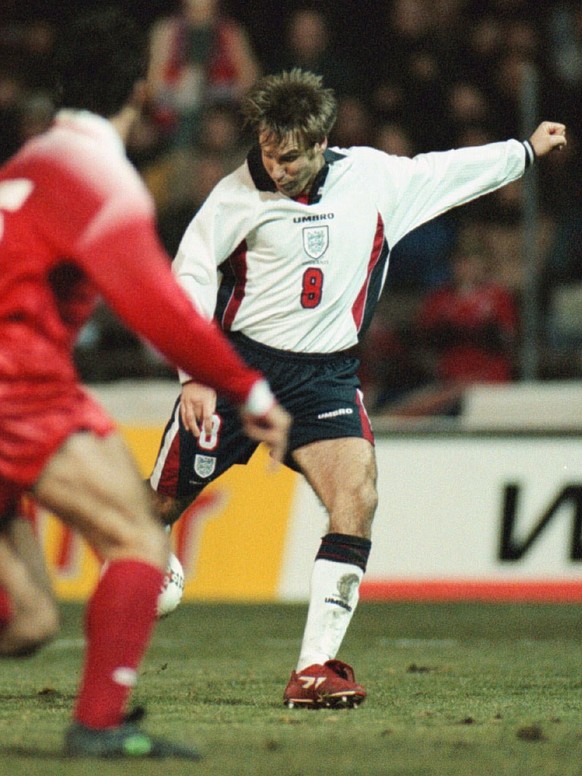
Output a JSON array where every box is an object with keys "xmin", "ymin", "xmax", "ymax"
[
  {"xmin": 80, "ymin": 218, "xmax": 262, "ymax": 405},
  {"xmin": 23, "ymin": 137, "xmax": 263, "ymax": 405}
]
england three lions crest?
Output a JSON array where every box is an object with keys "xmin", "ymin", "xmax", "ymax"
[
  {"xmin": 303, "ymin": 226, "xmax": 329, "ymax": 260},
  {"xmin": 194, "ymin": 454, "xmax": 216, "ymax": 478}
]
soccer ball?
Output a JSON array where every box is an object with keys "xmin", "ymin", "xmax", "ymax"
[
  {"xmin": 157, "ymin": 552, "xmax": 185, "ymax": 618},
  {"xmin": 100, "ymin": 552, "xmax": 185, "ymax": 618}
]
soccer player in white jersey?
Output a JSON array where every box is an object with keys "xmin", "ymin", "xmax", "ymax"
[{"xmin": 149, "ymin": 69, "xmax": 566, "ymax": 709}]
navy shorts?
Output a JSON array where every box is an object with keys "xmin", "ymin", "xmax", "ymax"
[{"xmin": 150, "ymin": 333, "xmax": 375, "ymax": 500}]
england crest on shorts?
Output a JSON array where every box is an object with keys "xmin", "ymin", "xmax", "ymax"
[
  {"xmin": 303, "ymin": 226, "xmax": 329, "ymax": 260},
  {"xmin": 194, "ymin": 454, "xmax": 216, "ymax": 478}
]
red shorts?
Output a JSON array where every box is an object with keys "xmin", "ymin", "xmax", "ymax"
[{"xmin": 0, "ymin": 383, "xmax": 115, "ymax": 516}]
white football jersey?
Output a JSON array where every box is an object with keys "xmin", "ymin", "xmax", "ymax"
[{"xmin": 174, "ymin": 140, "xmax": 528, "ymax": 357}]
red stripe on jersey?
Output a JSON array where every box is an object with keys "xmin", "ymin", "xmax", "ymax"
[
  {"xmin": 221, "ymin": 240, "xmax": 249, "ymax": 330},
  {"xmin": 351, "ymin": 213, "xmax": 385, "ymax": 331}
]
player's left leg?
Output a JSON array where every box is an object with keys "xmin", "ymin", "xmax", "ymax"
[
  {"xmin": 284, "ymin": 436, "xmax": 377, "ymax": 708},
  {"xmin": 0, "ymin": 516, "xmax": 59, "ymax": 656}
]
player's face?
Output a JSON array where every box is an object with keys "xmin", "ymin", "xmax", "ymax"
[{"xmin": 259, "ymin": 130, "xmax": 327, "ymax": 198}]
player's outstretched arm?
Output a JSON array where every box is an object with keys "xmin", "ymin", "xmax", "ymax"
[{"xmin": 529, "ymin": 121, "xmax": 567, "ymax": 158}]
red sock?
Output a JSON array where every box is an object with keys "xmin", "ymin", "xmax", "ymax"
[
  {"xmin": 74, "ymin": 559, "xmax": 164, "ymax": 729},
  {"xmin": 0, "ymin": 588, "xmax": 13, "ymax": 627}
]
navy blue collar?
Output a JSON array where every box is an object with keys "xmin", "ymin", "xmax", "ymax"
[{"xmin": 246, "ymin": 146, "xmax": 345, "ymax": 204}]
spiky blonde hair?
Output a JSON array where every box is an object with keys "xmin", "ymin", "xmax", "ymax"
[{"xmin": 242, "ymin": 68, "xmax": 337, "ymax": 146}]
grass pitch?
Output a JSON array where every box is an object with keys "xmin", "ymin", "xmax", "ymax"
[{"xmin": 1, "ymin": 601, "xmax": 582, "ymax": 775}]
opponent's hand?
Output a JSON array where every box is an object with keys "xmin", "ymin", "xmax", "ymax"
[
  {"xmin": 180, "ymin": 381, "xmax": 216, "ymax": 437},
  {"xmin": 529, "ymin": 121, "xmax": 567, "ymax": 157},
  {"xmin": 241, "ymin": 402, "xmax": 291, "ymax": 467}
]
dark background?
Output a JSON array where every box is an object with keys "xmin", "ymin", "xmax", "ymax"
[{"xmin": 1, "ymin": 0, "xmax": 393, "ymax": 78}]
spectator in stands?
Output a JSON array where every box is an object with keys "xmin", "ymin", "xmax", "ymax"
[
  {"xmin": 143, "ymin": 100, "xmax": 245, "ymax": 212},
  {"xmin": 356, "ymin": 295, "xmax": 428, "ymax": 412},
  {"xmin": 330, "ymin": 95, "xmax": 375, "ymax": 148},
  {"xmin": 493, "ymin": 49, "xmax": 538, "ymax": 138},
  {"xmin": 372, "ymin": 0, "xmax": 450, "ymax": 150},
  {"xmin": 273, "ymin": 5, "xmax": 361, "ymax": 99},
  {"xmin": 453, "ymin": 10, "xmax": 517, "ymax": 98},
  {"xmin": 546, "ymin": 4, "xmax": 582, "ymax": 160},
  {"xmin": 147, "ymin": 0, "xmax": 260, "ymax": 149},
  {"xmin": 387, "ymin": 244, "xmax": 520, "ymax": 416},
  {"xmin": 373, "ymin": 121, "xmax": 415, "ymax": 157},
  {"xmin": 197, "ymin": 100, "xmax": 246, "ymax": 162},
  {"xmin": 445, "ymin": 80, "xmax": 492, "ymax": 147},
  {"xmin": 0, "ymin": 18, "xmax": 56, "ymax": 159},
  {"xmin": 17, "ymin": 90, "xmax": 54, "ymax": 144},
  {"xmin": 537, "ymin": 127, "xmax": 582, "ymax": 379},
  {"xmin": 548, "ymin": 2, "xmax": 582, "ymax": 93},
  {"xmin": 0, "ymin": 18, "xmax": 56, "ymax": 91},
  {"xmin": 387, "ymin": 216, "xmax": 458, "ymax": 294},
  {"xmin": 156, "ymin": 152, "xmax": 229, "ymax": 258}
]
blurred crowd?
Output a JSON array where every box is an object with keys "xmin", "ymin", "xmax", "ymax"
[{"xmin": 2, "ymin": 0, "xmax": 581, "ymax": 414}]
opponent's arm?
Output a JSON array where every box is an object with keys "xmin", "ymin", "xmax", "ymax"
[
  {"xmin": 81, "ymin": 218, "xmax": 290, "ymax": 461},
  {"xmin": 30, "ymin": 142, "xmax": 289, "ymax": 458}
]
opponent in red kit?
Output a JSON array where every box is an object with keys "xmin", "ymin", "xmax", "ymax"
[{"xmin": 0, "ymin": 8, "xmax": 289, "ymax": 760}]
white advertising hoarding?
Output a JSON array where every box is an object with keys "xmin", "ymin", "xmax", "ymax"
[{"xmin": 279, "ymin": 434, "xmax": 582, "ymax": 601}]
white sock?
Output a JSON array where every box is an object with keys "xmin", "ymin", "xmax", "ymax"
[{"xmin": 296, "ymin": 559, "xmax": 363, "ymax": 671}]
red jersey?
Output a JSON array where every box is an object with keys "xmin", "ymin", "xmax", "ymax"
[
  {"xmin": 0, "ymin": 110, "xmax": 261, "ymax": 486},
  {"xmin": 416, "ymin": 282, "xmax": 518, "ymax": 383}
]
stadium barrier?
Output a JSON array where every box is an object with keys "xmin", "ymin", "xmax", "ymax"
[{"xmin": 36, "ymin": 381, "xmax": 582, "ymax": 603}]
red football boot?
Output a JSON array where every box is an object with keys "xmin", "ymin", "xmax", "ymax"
[{"xmin": 283, "ymin": 659, "xmax": 366, "ymax": 709}]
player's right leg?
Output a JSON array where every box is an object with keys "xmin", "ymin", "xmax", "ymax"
[{"xmin": 32, "ymin": 429, "xmax": 200, "ymax": 760}]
